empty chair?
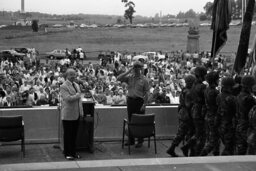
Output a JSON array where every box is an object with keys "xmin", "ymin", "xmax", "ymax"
[
  {"xmin": 122, "ymin": 113, "xmax": 157, "ymax": 154},
  {"xmin": 0, "ymin": 115, "xmax": 25, "ymax": 157}
]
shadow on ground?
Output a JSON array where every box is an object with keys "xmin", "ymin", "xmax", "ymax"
[{"xmin": 0, "ymin": 140, "xmax": 175, "ymax": 164}]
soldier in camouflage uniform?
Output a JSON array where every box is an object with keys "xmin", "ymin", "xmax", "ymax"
[
  {"xmin": 166, "ymin": 75, "xmax": 196, "ymax": 157},
  {"xmin": 247, "ymin": 103, "xmax": 256, "ymax": 155},
  {"xmin": 200, "ymin": 71, "xmax": 220, "ymax": 156},
  {"xmin": 216, "ymin": 77, "xmax": 236, "ymax": 155},
  {"xmin": 189, "ymin": 66, "xmax": 207, "ymax": 156},
  {"xmin": 236, "ymin": 75, "xmax": 256, "ymax": 155}
]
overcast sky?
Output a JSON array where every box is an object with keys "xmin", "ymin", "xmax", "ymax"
[{"xmin": 1, "ymin": 0, "xmax": 211, "ymax": 17}]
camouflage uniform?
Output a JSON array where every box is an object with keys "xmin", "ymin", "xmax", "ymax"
[
  {"xmin": 200, "ymin": 72, "xmax": 220, "ymax": 156},
  {"xmin": 166, "ymin": 75, "xmax": 195, "ymax": 157},
  {"xmin": 190, "ymin": 67, "xmax": 207, "ymax": 156},
  {"xmin": 216, "ymin": 77, "xmax": 236, "ymax": 155},
  {"xmin": 236, "ymin": 76, "xmax": 256, "ymax": 155},
  {"xmin": 247, "ymin": 105, "xmax": 256, "ymax": 154}
]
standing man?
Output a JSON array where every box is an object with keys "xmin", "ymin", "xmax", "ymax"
[
  {"xmin": 236, "ymin": 75, "xmax": 256, "ymax": 155},
  {"xmin": 117, "ymin": 61, "xmax": 149, "ymax": 148},
  {"xmin": 190, "ymin": 66, "xmax": 207, "ymax": 156},
  {"xmin": 216, "ymin": 77, "xmax": 236, "ymax": 155},
  {"xmin": 200, "ymin": 71, "xmax": 220, "ymax": 156},
  {"xmin": 166, "ymin": 74, "xmax": 195, "ymax": 157},
  {"xmin": 60, "ymin": 68, "xmax": 83, "ymax": 160}
]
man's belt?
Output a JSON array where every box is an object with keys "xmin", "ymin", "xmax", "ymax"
[{"xmin": 127, "ymin": 96, "xmax": 143, "ymax": 100}]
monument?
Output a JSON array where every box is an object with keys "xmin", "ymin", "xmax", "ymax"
[{"xmin": 187, "ymin": 24, "xmax": 200, "ymax": 53}]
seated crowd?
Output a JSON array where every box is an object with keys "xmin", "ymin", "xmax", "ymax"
[{"xmin": 0, "ymin": 50, "xmax": 233, "ymax": 107}]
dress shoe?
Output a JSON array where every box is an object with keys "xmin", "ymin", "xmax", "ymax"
[
  {"xmin": 199, "ymin": 149, "xmax": 208, "ymax": 156},
  {"xmin": 135, "ymin": 142, "xmax": 143, "ymax": 148},
  {"xmin": 65, "ymin": 156, "xmax": 75, "ymax": 160},
  {"xmin": 125, "ymin": 142, "xmax": 135, "ymax": 146},
  {"xmin": 73, "ymin": 154, "xmax": 81, "ymax": 159}
]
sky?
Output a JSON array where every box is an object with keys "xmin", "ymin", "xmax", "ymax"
[{"xmin": 0, "ymin": 0, "xmax": 211, "ymax": 17}]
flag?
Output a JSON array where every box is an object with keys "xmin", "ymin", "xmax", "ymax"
[
  {"xmin": 233, "ymin": 0, "xmax": 255, "ymax": 74},
  {"xmin": 210, "ymin": 0, "xmax": 231, "ymax": 58},
  {"xmin": 250, "ymin": 35, "xmax": 256, "ymax": 77}
]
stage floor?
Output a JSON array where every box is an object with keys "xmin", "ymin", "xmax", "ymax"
[{"xmin": 1, "ymin": 140, "xmax": 256, "ymax": 171}]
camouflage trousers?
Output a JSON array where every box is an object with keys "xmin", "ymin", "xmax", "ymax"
[
  {"xmin": 202, "ymin": 116, "xmax": 220, "ymax": 155},
  {"xmin": 219, "ymin": 121, "xmax": 235, "ymax": 155},
  {"xmin": 236, "ymin": 123, "xmax": 248, "ymax": 155},
  {"xmin": 247, "ymin": 130, "xmax": 256, "ymax": 154},
  {"xmin": 172, "ymin": 119, "xmax": 194, "ymax": 147},
  {"xmin": 190, "ymin": 104, "xmax": 206, "ymax": 156}
]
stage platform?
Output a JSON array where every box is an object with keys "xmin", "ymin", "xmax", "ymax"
[
  {"xmin": 0, "ymin": 105, "xmax": 179, "ymax": 143},
  {"xmin": 1, "ymin": 140, "xmax": 256, "ymax": 171}
]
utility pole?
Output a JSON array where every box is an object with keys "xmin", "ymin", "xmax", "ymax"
[{"xmin": 160, "ymin": 11, "xmax": 162, "ymax": 24}]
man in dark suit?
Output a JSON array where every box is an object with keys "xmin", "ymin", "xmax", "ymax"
[{"xmin": 60, "ymin": 68, "xmax": 84, "ymax": 160}]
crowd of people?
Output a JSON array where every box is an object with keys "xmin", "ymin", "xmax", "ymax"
[
  {"xmin": 1, "ymin": 47, "xmax": 256, "ymax": 157},
  {"xmin": 0, "ymin": 49, "xmax": 233, "ymax": 107}
]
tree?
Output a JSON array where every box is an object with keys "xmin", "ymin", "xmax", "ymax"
[
  {"xmin": 199, "ymin": 13, "xmax": 208, "ymax": 21},
  {"xmin": 184, "ymin": 9, "xmax": 197, "ymax": 18},
  {"xmin": 31, "ymin": 19, "xmax": 39, "ymax": 32},
  {"xmin": 176, "ymin": 11, "xmax": 185, "ymax": 19},
  {"xmin": 116, "ymin": 17, "xmax": 123, "ymax": 24},
  {"xmin": 204, "ymin": 1, "xmax": 214, "ymax": 17},
  {"xmin": 122, "ymin": 0, "xmax": 136, "ymax": 24}
]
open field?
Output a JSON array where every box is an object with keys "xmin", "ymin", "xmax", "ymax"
[{"xmin": 1, "ymin": 26, "xmax": 256, "ymax": 58}]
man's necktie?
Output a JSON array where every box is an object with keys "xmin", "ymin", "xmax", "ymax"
[
  {"xmin": 72, "ymin": 82, "xmax": 81, "ymax": 117},
  {"xmin": 72, "ymin": 82, "xmax": 78, "ymax": 92}
]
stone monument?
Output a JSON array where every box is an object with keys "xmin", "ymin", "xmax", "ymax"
[{"xmin": 187, "ymin": 25, "xmax": 200, "ymax": 53}]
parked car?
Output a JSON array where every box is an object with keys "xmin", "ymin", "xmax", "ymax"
[
  {"xmin": 142, "ymin": 52, "xmax": 166, "ymax": 60},
  {"xmin": 46, "ymin": 49, "xmax": 71, "ymax": 59},
  {"xmin": 14, "ymin": 48, "xmax": 30, "ymax": 54},
  {"xmin": 0, "ymin": 49, "xmax": 26, "ymax": 61}
]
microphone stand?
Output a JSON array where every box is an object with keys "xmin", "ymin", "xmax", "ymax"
[{"xmin": 53, "ymin": 82, "xmax": 61, "ymax": 149}]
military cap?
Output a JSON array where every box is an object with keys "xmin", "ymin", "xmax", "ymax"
[
  {"xmin": 221, "ymin": 77, "xmax": 235, "ymax": 87},
  {"xmin": 205, "ymin": 71, "xmax": 219, "ymax": 85},
  {"xmin": 185, "ymin": 74, "xmax": 196, "ymax": 85},
  {"xmin": 194, "ymin": 66, "xmax": 207, "ymax": 78},
  {"xmin": 241, "ymin": 75, "xmax": 255, "ymax": 88}
]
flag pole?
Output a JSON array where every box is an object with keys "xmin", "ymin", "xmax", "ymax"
[
  {"xmin": 211, "ymin": 0, "xmax": 220, "ymax": 69},
  {"xmin": 233, "ymin": 0, "xmax": 255, "ymax": 74},
  {"xmin": 242, "ymin": 0, "xmax": 244, "ymax": 23}
]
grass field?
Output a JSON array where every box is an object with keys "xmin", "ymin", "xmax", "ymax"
[{"xmin": 1, "ymin": 25, "xmax": 256, "ymax": 58}]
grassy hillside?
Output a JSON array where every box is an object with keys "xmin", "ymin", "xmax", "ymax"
[{"xmin": 0, "ymin": 26, "xmax": 256, "ymax": 57}]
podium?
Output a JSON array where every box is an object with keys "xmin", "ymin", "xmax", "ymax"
[{"xmin": 76, "ymin": 101, "xmax": 95, "ymax": 152}]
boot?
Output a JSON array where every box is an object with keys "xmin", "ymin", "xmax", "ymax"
[
  {"xmin": 181, "ymin": 145, "xmax": 189, "ymax": 157},
  {"xmin": 189, "ymin": 148, "xmax": 196, "ymax": 156},
  {"xmin": 213, "ymin": 151, "xmax": 219, "ymax": 156},
  {"xmin": 166, "ymin": 144, "xmax": 179, "ymax": 157},
  {"xmin": 200, "ymin": 149, "xmax": 208, "ymax": 156}
]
